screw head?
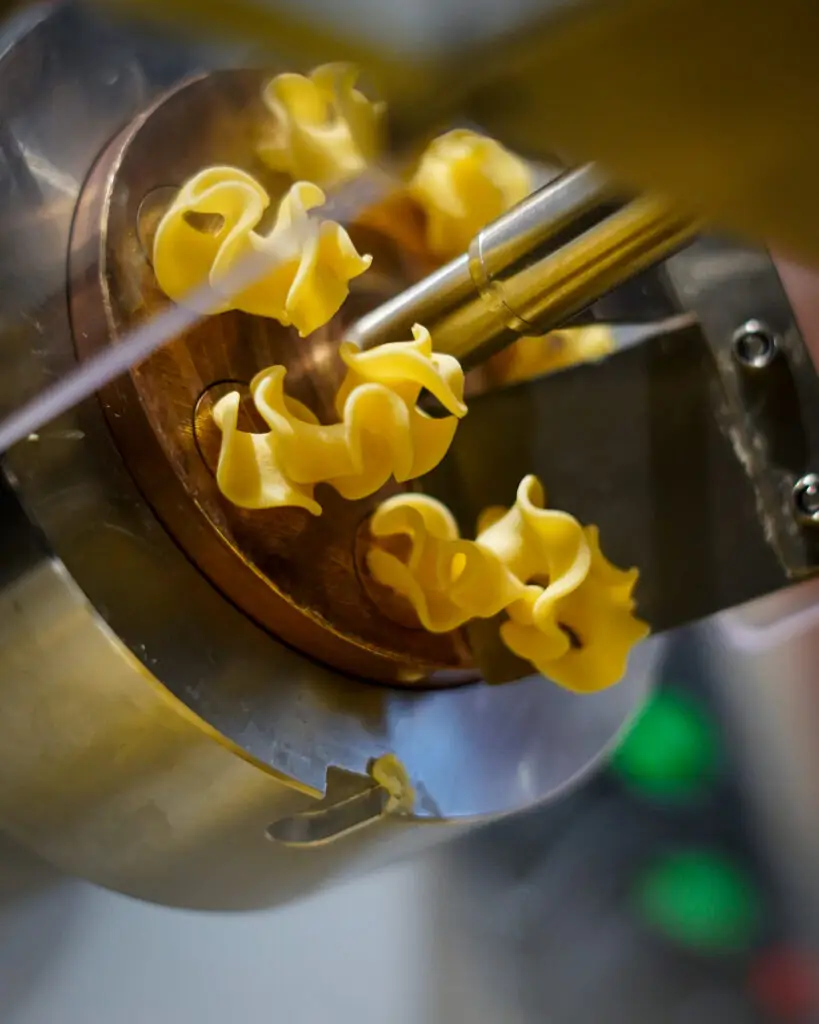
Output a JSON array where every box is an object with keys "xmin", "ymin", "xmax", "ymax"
[
  {"xmin": 732, "ymin": 320, "xmax": 779, "ymax": 369},
  {"xmin": 792, "ymin": 474, "xmax": 819, "ymax": 526}
]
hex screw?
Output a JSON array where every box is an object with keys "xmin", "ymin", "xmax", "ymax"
[
  {"xmin": 792, "ymin": 474, "xmax": 819, "ymax": 526},
  {"xmin": 732, "ymin": 320, "xmax": 779, "ymax": 369}
]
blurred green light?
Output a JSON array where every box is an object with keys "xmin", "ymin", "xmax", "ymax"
[
  {"xmin": 610, "ymin": 688, "xmax": 718, "ymax": 799},
  {"xmin": 634, "ymin": 850, "xmax": 762, "ymax": 954}
]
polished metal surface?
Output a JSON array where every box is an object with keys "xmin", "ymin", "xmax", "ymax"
[
  {"xmin": 731, "ymin": 319, "xmax": 779, "ymax": 371},
  {"xmin": 792, "ymin": 474, "xmax": 819, "ymax": 528},
  {"xmin": 348, "ymin": 166, "xmax": 696, "ymax": 370},
  {"xmin": 663, "ymin": 238, "xmax": 819, "ymax": 582},
  {"xmin": 0, "ymin": 2, "xmax": 658, "ymax": 907}
]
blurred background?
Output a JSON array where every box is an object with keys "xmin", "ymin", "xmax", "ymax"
[{"xmin": 2, "ymin": 583, "xmax": 818, "ymax": 1023}]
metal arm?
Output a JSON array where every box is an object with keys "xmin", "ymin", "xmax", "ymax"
[{"xmin": 348, "ymin": 165, "xmax": 697, "ymax": 369}]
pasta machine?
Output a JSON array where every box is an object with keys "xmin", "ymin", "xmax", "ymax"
[{"xmin": 1, "ymin": 0, "xmax": 819, "ymax": 910}]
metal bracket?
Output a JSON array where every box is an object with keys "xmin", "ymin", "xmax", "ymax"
[
  {"xmin": 663, "ymin": 238, "xmax": 819, "ymax": 578},
  {"xmin": 424, "ymin": 241, "xmax": 819, "ymax": 681}
]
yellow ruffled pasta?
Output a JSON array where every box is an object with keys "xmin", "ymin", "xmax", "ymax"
[
  {"xmin": 368, "ymin": 493, "xmax": 531, "ymax": 633},
  {"xmin": 213, "ymin": 324, "xmax": 467, "ymax": 515},
  {"xmin": 478, "ymin": 477, "xmax": 648, "ymax": 692},
  {"xmin": 410, "ymin": 129, "xmax": 533, "ymax": 261},
  {"xmin": 367, "ymin": 475, "xmax": 648, "ymax": 693},
  {"xmin": 259, "ymin": 63, "xmax": 384, "ymax": 188},
  {"xmin": 153, "ymin": 167, "xmax": 372, "ymax": 336}
]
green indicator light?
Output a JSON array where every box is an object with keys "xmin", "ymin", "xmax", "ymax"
[
  {"xmin": 610, "ymin": 688, "xmax": 718, "ymax": 799},
  {"xmin": 634, "ymin": 850, "xmax": 762, "ymax": 954}
]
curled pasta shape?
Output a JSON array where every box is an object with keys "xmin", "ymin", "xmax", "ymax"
[
  {"xmin": 501, "ymin": 525, "xmax": 649, "ymax": 694},
  {"xmin": 212, "ymin": 324, "xmax": 466, "ymax": 515},
  {"xmin": 259, "ymin": 63, "xmax": 384, "ymax": 188},
  {"xmin": 410, "ymin": 129, "xmax": 533, "ymax": 261},
  {"xmin": 367, "ymin": 475, "xmax": 648, "ymax": 693},
  {"xmin": 153, "ymin": 167, "xmax": 372, "ymax": 336},
  {"xmin": 479, "ymin": 477, "xmax": 648, "ymax": 692},
  {"xmin": 368, "ymin": 493, "xmax": 532, "ymax": 633}
]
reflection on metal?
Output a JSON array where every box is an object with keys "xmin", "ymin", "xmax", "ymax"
[
  {"xmin": 732, "ymin": 320, "xmax": 779, "ymax": 370},
  {"xmin": 792, "ymin": 475, "xmax": 819, "ymax": 528},
  {"xmin": 349, "ymin": 166, "xmax": 697, "ymax": 372},
  {"xmin": 1, "ymin": 0, "xmax": 817, "ymax": 914},
  {"xmin": 0, "ymin": 2, "xmax": 657, "ymax": 909},
  {"xmin": 268, "ymin": 768, "xmax": 389, "ymax": 847},
  {"xmin": 68, "ymin": 66, "xmax": 470, "ymax": 686},
  {"xmin": 663, "ymin": 239, "xmax": 819, "ymax": 581}
]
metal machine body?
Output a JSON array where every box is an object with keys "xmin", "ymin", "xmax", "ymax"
[{"xmin": 0, "ymin": 2, "xmax": 816, "ymax": 909}]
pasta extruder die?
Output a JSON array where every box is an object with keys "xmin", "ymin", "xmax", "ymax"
[{"xmin": 0, "ymin": 2, "xmax": 816, "ymax": 908}]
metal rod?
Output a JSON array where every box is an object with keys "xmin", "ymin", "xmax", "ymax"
[{"xmin": 347, "ymin": 165, "xmax": 699, "ymax": 371}]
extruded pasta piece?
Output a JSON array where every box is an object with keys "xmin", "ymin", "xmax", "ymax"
[
  {"xmin": 501, "ymin": 525, "xmax": 649, "ymax": 694},
  {"xmin": 368, "ymin": 493, "xmax": 530, "ymax": 632},
  {"xmin": 259, "ymin": 63, "xmax": 384, "ymax": 188},
  {"xmin": 367, "ymin": 474, "xmax": 648, "ymax": 693},
  {"xmin": 212, "ymin": 325, "xmax": 466, "ymax": 514},
  {"xmin": 153, "ymin": 167, "xmax": 372, "ymax": 336},
  {"xmin": 480, "ymin": 478, "xmax": 648, "ymax": 693},
  {"xmin": 410, "ymin": 129, "xmax": 533, "ymax": 261},
  {"xmin": 212, "ymin": 388, "xmax": 321, "ymax": 515}
]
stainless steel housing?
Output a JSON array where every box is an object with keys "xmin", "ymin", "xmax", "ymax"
[{"xmin": 0, "ymin": 3, "xmax": 658, "ymax": 909}]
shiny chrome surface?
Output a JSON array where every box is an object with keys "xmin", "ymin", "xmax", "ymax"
[
  {"xmin": 792, "ymin": 474, "xmax": 819, "ymax": 528},
  {"xmin": 731, "ymin": 319, "xmax": 780, "ymax": 371},
  {"xmin": 0, "ymin": 2, "xmax": 658, "ymax": 907},
  {"xmin": 349, "ymin": 166, "xmax": 696, "ymax": 370}
]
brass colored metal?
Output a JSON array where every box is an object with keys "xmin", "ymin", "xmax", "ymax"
[
  {"xmin": 69, "ymin": 68, "xmax": 471, "ymax": 685},
  {"xmin": 349, "ymin": 166, "xmax": 698, "ymax": 371}
]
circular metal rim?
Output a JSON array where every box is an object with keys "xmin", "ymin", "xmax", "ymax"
[
  {"xmin": 792, "ymin": 473, "xmax": 819, "ymax": 527},
  {"xmin": 731, "ymin": 318, "xmax": 780, "ymax": 369},
  {"xmin": 0, "ymin": 1, "xmax": 658, "ymax": 821}
]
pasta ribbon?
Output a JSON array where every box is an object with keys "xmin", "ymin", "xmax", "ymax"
[
  {"xmin": 410, "ymin": 129, "xmax": 533, "ymax": 261},
  {"xmin": 367, "ymin": 475, "xmax": 648, "ymax": 693},
  {"xmin": 212, "ymin": 324, "xmax": 466, "ymax": 515},
  {"xmin": 153, "ymin": 167, "xmax": 372, "ymax": 336},
  {"xmin": 479, "ymin": 477, "xmax": 648, "ymax": 692},
  {"xmin": 259, "ymin": 63, "xmax": 384, "ymax": 188},
  {"xmin": 368, "ymin": 493, "xmax": 531, "ymax": 633}
]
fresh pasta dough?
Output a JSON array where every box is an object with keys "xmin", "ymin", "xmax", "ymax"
[
  {"xmin": 153, "ymin": 167, "xmax": 372, "ymax": 336},
  {"xmin": 212, "ymin": 324, "xmax": 467, "ymax": 515},
  {"xmin": 410, "ymin": 129, "xmax": 533, "ymax": 261},
  {"xmin": 367, "ymin": 493, "xmax": 531, "ymax": 633},
  {"xmin": 367, "ymin": 475, "xmax": 648, "ymax": 693},
  {"xmin": 259, "ymin": 63, "xmax": 384, "ymax": 188}
]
